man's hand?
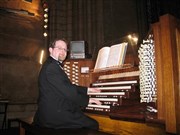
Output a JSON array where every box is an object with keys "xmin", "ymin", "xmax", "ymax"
[
  {"xmin": 89, "ymin": 98, "xmax": 102, "ymax": 105},
  {"xmin": 87, "ymin": 87, "xmax": 101, "ymax": 93},
  {"xmin": 87, "ymin": 88, "xmax": 102, "ymax": 105}
]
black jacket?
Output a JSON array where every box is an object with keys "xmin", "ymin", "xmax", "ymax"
[{"xmin": 33, "ymin": 56, "xmax": 98, "ymax": 130}]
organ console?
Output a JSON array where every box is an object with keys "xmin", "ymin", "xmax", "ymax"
[
  {"xmin": 85, "ymin": 65, "xmax": 157, "ymax": 122},
  {"xmin": 84, "ymin": 14, "xmax": 180, "ymax": 134}
]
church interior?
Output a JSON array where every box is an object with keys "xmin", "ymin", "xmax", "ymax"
[{"xmin": 0, "ymin": 0, "xmax": 180, "ymax": 135}]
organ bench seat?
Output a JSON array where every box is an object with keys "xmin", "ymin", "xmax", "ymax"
[
  {"xmin": 18, "ymin": 116, "xmax": 113, "ymax": 135},
  {"xmin": 18, "ymin": 115, "xmax": 167, "ymax": 135},
  {"xmin": 86, "ymin": 113, "xmax": 167, "ymax": 135}
]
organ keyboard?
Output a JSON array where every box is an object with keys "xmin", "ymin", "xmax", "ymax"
[{"xmin": 84, "ymin": 66, "xmax": 157, "ymax": 122}]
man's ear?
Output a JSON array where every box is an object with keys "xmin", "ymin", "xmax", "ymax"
[{"xmin": 49, "ymin": 47, "xmax": 52, "ymax": 53}]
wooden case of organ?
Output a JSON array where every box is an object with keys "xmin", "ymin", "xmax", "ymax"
[
  {"xmin": 85, "ymin": 14, "xmax": 180, "ymax": 134},
  {"xmin": 63, "ymin": 59, "xmax": 95, "ymax": 87}
]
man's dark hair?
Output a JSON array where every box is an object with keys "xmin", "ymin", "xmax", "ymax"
[{"xmin": 49, "ymin": 38, "xmax": 68, "ymax": 48}]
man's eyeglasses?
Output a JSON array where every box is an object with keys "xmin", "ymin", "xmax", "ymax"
[{"xmin": 53, "ymin": 47, "xmax": 68, "ymax": 52}]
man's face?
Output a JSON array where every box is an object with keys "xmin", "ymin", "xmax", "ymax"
[{"xmin": 49, "ymin": 40, "xmax": 68, "ymax": 61}]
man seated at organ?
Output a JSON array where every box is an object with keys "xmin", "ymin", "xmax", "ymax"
[{"xmin": 33, "ymin": 39, "xmax": 101, "ymax": 130}]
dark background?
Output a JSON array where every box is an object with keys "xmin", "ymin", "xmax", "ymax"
[{"xmin": 0, "ymin": 0, "xmax": 179, "ymax": 103}]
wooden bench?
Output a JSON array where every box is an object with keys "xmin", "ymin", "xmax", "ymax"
[{"xmin": 18, "ymin": 117, "xmax": 113, "ymax": 135}]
